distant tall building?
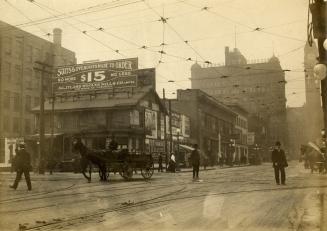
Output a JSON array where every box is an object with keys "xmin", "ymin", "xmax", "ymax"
[
  {"xmin": 0, "ymin": 21, "xmax": 76, "ymax": 167},
  {"xmin": 191, "ymin": 46, "xmax": 287, "ymax": 148},
  {"xmin": 303, "ymin": 41, "xmax": 323, "ymax": 142}
]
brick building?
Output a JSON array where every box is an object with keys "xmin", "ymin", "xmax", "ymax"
[
  {"xmin": 227, "ymin": 104, "xmax": 249, "ymax": 163},
  {"xmin": 170, "ymin": 89, "xmax": 237, "ymax": 165},
  {"xmin": 0, "ymin": 21, "xmax": 76, "ymax": 168},
  {"xmin": 191, "ymin": 46, "xmax": 287, "ymax": 150}
]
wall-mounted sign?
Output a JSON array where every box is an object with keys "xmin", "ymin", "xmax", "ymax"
[
  {"xmin": 145, "ymin": 109, "xmax": 157, "ymax": 139},
  {"xmin": 181, "ymin": 115, "xmax": 190, "ymax": 138},
  {"xmin": 53, "ymin": 58, "xmax": 138, "ymax": 94}
]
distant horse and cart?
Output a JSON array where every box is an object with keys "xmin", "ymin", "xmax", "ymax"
[
  {"xmin": 72, "ymin": 138, "xmax": 154, "ymax": 182},
  {"xmin": 301, "ymin": 142, "xmax": 326, "ymax": 174}
]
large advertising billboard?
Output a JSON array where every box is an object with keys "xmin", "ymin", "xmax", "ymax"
[{"xmin": 53, "ymin": 58, "xmax": 138, "ymax": 94}]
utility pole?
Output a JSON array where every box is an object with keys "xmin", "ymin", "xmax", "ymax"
[
  {"xmin": 163, "ymin": 88, "xmax": 168, "ymax": 169},
  {"xmin": 34, "ymin": 61, "xmax": 52, "ymax": 174},
  {"xmin": 309, "ymin": 1, "xmax": 327, "ymax": 230},
  {"xmin": 169, "ymin": 99, "xmax": 173, "ymax": 155}
]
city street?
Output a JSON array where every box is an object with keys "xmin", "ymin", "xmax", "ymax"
[{"xmin": 0, "ymin": 162, "xmax": 326, "ymax": 231}]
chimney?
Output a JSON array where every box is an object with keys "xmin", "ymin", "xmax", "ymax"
[{"xmin": 53, "ymin": 28, "xmax": 62, "ymax": 46}]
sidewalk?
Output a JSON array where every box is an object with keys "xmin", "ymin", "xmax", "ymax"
[{"xmin": 155, "ymin": 163, "xmax": 252, "ymax": 173}]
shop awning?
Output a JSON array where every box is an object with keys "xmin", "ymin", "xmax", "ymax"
[
  {"xmin": 179, "ymin": 144, "xmax": 194, "ymax": 151},
  {"xmin": 26, "ymin": 133, "xmax": 64, "ymax": 140}
]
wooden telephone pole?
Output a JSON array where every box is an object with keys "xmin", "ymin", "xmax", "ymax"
[{"xmin": 34, "ymin": 61, "xmax": 52, "ymax": 174}]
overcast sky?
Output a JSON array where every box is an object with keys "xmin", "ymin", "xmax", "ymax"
[{"xmin": 0, "ymin": 0, "xmax": 310, "ymax": 107}]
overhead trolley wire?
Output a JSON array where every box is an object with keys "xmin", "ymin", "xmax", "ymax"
[{"xmin": 4, "ymin": 0, "xmax": 50, "ymax": 36}]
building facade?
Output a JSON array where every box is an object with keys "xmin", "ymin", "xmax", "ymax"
[
  {"xmin": 228, "ymin": 105, "xmax": 249, "ymax": 164},
  {"xmin": 170, "ymin": 89, "xmax": 237, "ymax": 166},
  {"xmin": 191, "ymin": 46, "xmax": 287, "ymax": 150},
  {"xmin": 31, "ymin": 59, "xmax": 166, "ymax": 168},
  {"xmin": 0, "ymin": 21, "xmax": 76, "ymax": 168}
]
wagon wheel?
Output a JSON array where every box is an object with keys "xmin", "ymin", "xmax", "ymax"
[
  {"xmin": 81, "ymin": 160, "xmax": 92, "ymax": 183},
  {"xmin": 119, "ymin": 162, "xmax": 133, "ymax": 180},
  {"xmin": 141, "ymin": 162, "xmax": 154, "ymax": 180}
]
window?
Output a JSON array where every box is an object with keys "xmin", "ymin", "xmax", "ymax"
[
  {"xmin": 3, "ymin": 37, "xmax": 12, "ymax": 55},
  {"xmin": 25, "ymin": 95, "xmax": 31, "ymax": 111},
  {"xmin": 13, "ymin": 93, "xmax": 20, "ymax": 112},
  {"xmin": 25, "ymin": 119, "xmax": 31, "ymax": 134},
  {"xmin": 14, "ymin": 65, "xmax": 22, "ymax": 85},
  {"xmin": 3, "ymin": 116, "xmax": 10, "ymax": 132},
  {"xmin": 34, "ymin": 97, "xmax": 40, "ymax": 107},
  {"xmin": 25, "ymin": 68, "xmax": 33, "ymax": 89},
  {"xmin": 34, "ymin": 70, "xmax": 41, "ymax": 90},
  {"xmin": 3, "ymin": 62, "xmax": 11, "ymax": 81},
  {"xmin": 13, "ymin": 117, "xmax": 20, "ymax": 133},
  {"xmin": 15, "ymin": 39, "xmax": 23, "ymax": 59},
  {"xmin": 3, "ymin": 91, "xmax": 10, "ymax": 109},
  {"xmin": 34, "ymin": 48, "xmax": 41, "ymax": 61},
  {"xmin": 26, "ymin": 45, "xmax": 32, "ymax": 63}
]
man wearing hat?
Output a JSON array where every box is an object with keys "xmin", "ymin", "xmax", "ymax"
[
  {"xmin": 10, "ymin": 143, "xmax": 32, "ymax": 191},
  {"xmin": 271, "ymin": 141, "xmax": 288, "ymax": 185},
  {"xmin": 190, "ymin": 144, "xmax": 200, "ymax": 180}
]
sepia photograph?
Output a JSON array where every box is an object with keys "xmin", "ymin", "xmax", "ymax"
[{"xmin": 0, "ymin": 0, "xmax": 326, "ymax": 230}]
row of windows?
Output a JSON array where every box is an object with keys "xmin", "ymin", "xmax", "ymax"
[
  {"xmin": 205, "ymin": 87, "xmax": 268, "ymax": 95},
  {"xmin": 2, "ymin": 91, "xmax": 39, "ymax": 112},
  {"xmin": 3, "ymin": 36, "xmax": 52, "ymax": 63},
  {"xmin": 2, "ymin": 62, "xmax": 42, "ymax": 88},
  {"xmin": 2, "ymin": 117, "xmax": 32, "ymax": 134},
  {"xmin": 3, "ymin": 36, "xmax": 74, "ymax": 66},
  {"xmin": 201, "ymin": 112, "xmax": 233, "ymax": 135}
]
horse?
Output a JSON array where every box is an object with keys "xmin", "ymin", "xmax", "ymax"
[
  {"xmin": 304, "ymin": 143, "xmax": 325, "ymax": 173},
  {"xmin": 72, "ymin": 138, "xmax": 108, "ymax": 183}
]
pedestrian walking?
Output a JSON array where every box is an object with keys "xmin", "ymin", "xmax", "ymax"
[
  {"xmin": 158, "ymin": 153, "xmax": 163, "ymax": 172},
  {"xmin": 218, "ymin": 152, "xmax": 223, "ymax": 168},
  {"xmin": 190, "ymin": 144, "xmax": 200, "ymax": 180},
  {"xmin": 271, "ymin": 141, "xmax": 288, "ymax": 185},
  {"xmin": 10, "ymin": 143, "xmax": 32, "ymax": 191},
  {"xmin": 168, "ymin": 153, "xmax": 176, "ymax": 172}
]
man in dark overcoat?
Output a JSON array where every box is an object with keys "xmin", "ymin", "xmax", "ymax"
[
  {"xmin": 271, "ymin": 141, "xmax": 288, "ymax": 185},
  {"xmin": 190, "ymin": 144, "xmax": 200, "ymax": 179},
  {"xmin": 10, "ymin": 143, "xmax": 32, "ymax": 190}
]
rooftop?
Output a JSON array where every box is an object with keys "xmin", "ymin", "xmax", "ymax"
[{"xmin": 32, "ymin": 86, "xmax": 164, "ymax": 112}]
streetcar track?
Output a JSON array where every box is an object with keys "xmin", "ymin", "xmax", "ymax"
[
  {"xmin": 22, "ymin": 182, "xmax": 327, "ymax": 230},
  {"xmin": 0, "ymin": 179, "xmax": 187, "ymax": 204},
  {"xmin": 24, "ymin": 185, "xmax": 188, "ymax": 230}
]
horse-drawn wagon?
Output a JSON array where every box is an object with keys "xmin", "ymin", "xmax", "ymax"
[{"xmin": 73, "ymin": 139, "xmax": 154, "ymax": 182}]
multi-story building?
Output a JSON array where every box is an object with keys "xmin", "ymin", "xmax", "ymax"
[
  {"xmin": 0, "ymin": 21, "xmax": 76, "ymax": 168},
  {"xmin": 191, "ymin": 46, "xmax": 287, "ymax": 150},
  {"xmin": 31, "ymin": 59, "xmax": 166, "ymax": 168},
  {"xmin": 170, "ymin": 89, "xmax": 237, "ymax": 165},
  {"xmin": 228, "ymin": 104, "xmax": 249, "ymax": 163}
]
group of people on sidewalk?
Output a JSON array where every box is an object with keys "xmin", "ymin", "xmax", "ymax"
[{"xmin": 157, "ymin": 144, "xmax": 200, "ymax": 180}]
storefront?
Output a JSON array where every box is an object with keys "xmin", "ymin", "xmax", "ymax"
[{"xmin": 31, "ymin": 58, "xmax": 167, "ymax": 166}]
